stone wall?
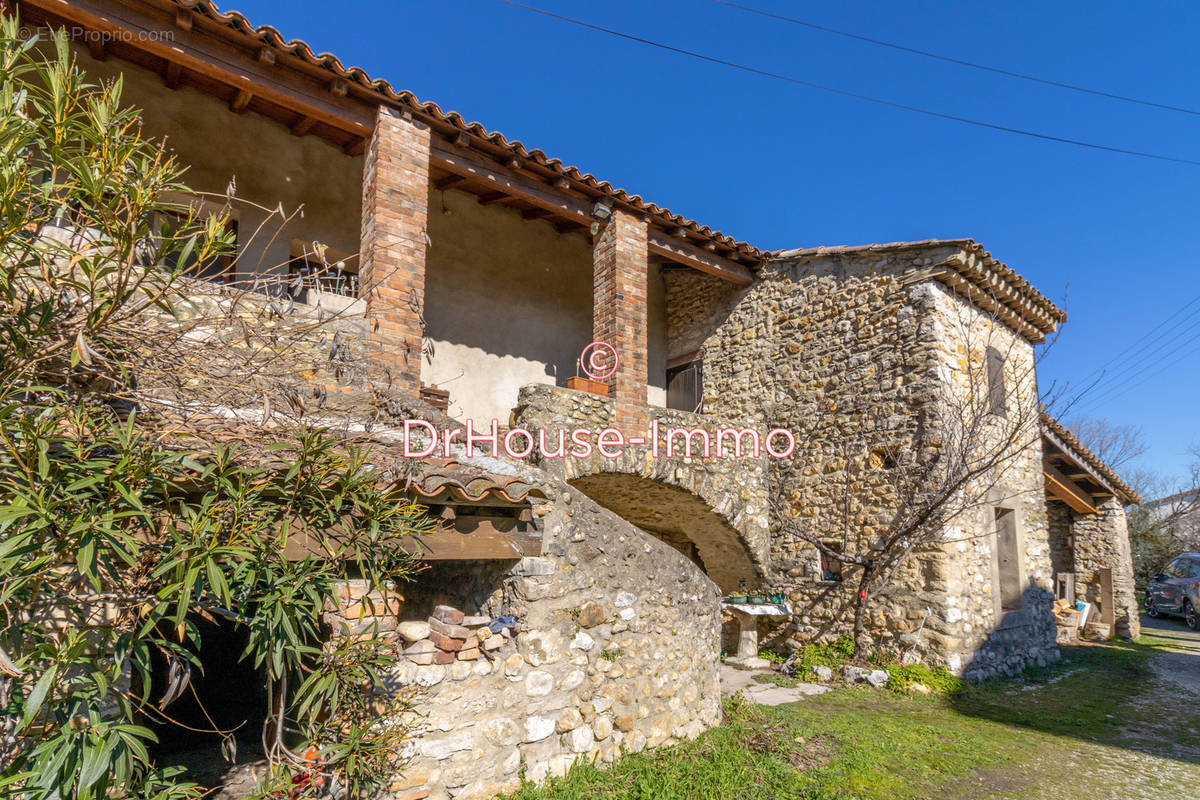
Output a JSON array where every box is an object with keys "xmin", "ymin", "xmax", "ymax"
[
  {"xmin": 512, "ymin": 383, "xmax": 772, "ymax": 593},
  {"xmin": 664, "ymin": 268, "xmax": 743, "ymax": 365},
  {"xmin": 687, "ymin": 246, "xmax": 1058, "ymax": 676},
  {"xmin": 331, "ymin": 477, "xmax": 722, "ymax": 800},
  {"xmin": 919, "ymin": 275, "xmax": 1058, "ymax": 678},
  {"xmin": 1053, "ymin": 496, "xmax": 1141, "ymax": 639},
  {"xmin": 698, "ymin": 252, "xmax": 944, "ymax": 655}
]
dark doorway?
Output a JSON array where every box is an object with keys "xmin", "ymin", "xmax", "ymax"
[{"xmin": 144, "ymin": 615, "xmax": 268, "ymax": 756}]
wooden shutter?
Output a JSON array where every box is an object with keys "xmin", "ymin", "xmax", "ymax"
[{"xmin": 666, "ymin": 359, "xmax": 703, "ymax": 413}]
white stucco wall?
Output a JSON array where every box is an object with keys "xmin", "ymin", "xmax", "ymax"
[
  {"xmin": 69, "ymin": 42, "xmax": 362, "ymax": 281},
  {"xmin": 423, "ymin": 188, "xmax": 666, "ymax": 425},
  {"xmin": 73, "ymin": 43, "xmax": 670, "ymax": 425}
]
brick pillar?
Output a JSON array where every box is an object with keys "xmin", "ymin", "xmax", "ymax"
[
  {"xmin": 592, "ymin": 208, "xmax": 648, "ymax": 435},
  {"xmin": 360, "ymin": 106, "xmax": 430, "ymax": 397}
]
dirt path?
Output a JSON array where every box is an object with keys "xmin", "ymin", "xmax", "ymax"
[
  {"xmin": 1142, "ymin": 613, "xmax": 1200, "ymax": 696},
  {"xmin": 961, "ymin": 617, "xmax": 1200, "ymax": 799}
]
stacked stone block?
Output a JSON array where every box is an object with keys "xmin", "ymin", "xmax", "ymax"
[{"xmin": 378, "ymin": 490, "xmax": 722, "ymax": 800}]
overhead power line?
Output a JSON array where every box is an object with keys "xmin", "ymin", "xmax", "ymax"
[
  {"xmin": 494, "ymin": 0, "xmax": 1200, "ymax": 167},
  {"xmin": 715, "ymin": 1, "xmax": 1200, "ymax": 117},
  {"xmin": 1072, "ymin": 289, "xmax": 1200, "ymax": 393}
]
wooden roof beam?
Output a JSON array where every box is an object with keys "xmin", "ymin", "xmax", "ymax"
[
  {"xmin": 432, "ymin": 138, "xmax": 592, "ymax": 224},
  {"xmin": 434, "ymin": 174, "xmax": 469, "ymax": 191},
  {"xmin": 476, "ymin": 191, "xmax": 509, "ymax": 205},
  {"xmin": 290, "ymin": 115, "xmax": 316, "ymax": 137},
  {"xmin": 229, "ymin": 88, "xmax": 252, "ymax": 114},
  {"xmin": 648, "ymin": 229, "xmax": 753, "ymax": 286},
  {"xmin": 163, "ymin": 60, "xmax": 182, "ymax": 90},
  {"xmin": 21, "ymin": 0, "xmax": 373, "ymax": 135},
  {"xmin": 1044, "ymin": 462, "xmax": 1099, "ymax": 515},
  {"xmin": 431, "ymin": 139, "xmax": 754, "ymax": 283}
]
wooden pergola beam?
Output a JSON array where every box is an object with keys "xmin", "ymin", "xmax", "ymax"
[
  {"xmin": 433, "ymin": 174, "xmax": 469, "ymax": 191},
  {"xmin": 229, "ymin": 88, "xmax": 252, "ymax": 114},
  {"xmin": 431, "ymin": 138, "xmax": 754, "ymax": 282},
  {"xmin": 1044, "ymin": 462, "xmax": 1098, "ymax": 515},
  {"xmin": 647, "ymin": 230, "xmax": 753, "ymax": 285},
  {"xmin": 19, "ymin": 0, "xmax": 373, "ymax": 135}
]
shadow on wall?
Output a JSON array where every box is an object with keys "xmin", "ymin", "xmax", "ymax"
[{"xmin": 956, "ymin": 580, "xmax": 1059, "ymax": 683}]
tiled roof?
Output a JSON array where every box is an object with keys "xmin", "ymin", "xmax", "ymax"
[
  {"xmin": 167, "ymin": 0, "xmax": 764, "ymax": 262},
  {"xmin": 775, "ymin": 238, "xmax": 1066, "ymax": 340},
  {"xmin": 1041, "ymin": 413, "xmax": 1140, "ymax": 505},
  {"xmin": 407, "ymin": 459, "xmax": 545, "ymax": 505}
]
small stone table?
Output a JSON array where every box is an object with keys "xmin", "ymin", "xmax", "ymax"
[{"xmin": 722, "ymin": 602, "xmax": 791, "ymax": 668}]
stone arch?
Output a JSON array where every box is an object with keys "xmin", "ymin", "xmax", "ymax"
[
  {"xmin": 545, "ymin": 448, "xmax": 771, "ymax": 594},
  {"xmin": 569, "ymin": 472, "xmax": 759, "ymax": 593}
]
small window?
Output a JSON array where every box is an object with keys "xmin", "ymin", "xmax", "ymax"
[
  {"xmin": 986, "ymin": 347, "xmax": 1007, "ymax": 417},
  {"xmin": 819, "ymin": 544, "xmax": 843, "ymax": 583},
  {"xmin": 666, "ymin": 358, "xmax": 702, "ymax": 413}
]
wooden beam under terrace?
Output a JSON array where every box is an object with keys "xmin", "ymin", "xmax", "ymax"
[{"xmin": 1044, "ymin": 462, "xmax": 1098, "ymax": 515}]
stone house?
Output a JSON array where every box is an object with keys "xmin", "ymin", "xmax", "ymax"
[{"xmin": 12, "ymin": 0, "xmax": 1143, "ymax": 796}]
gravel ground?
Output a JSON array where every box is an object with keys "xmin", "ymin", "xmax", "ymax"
[
  {"xmin": 1143, "ymin": 613, "xmax": 1200, "ymax": 696},
  {"xmin": 972, "ymin": 615, "xmax": 1200, "ymax": 799}
]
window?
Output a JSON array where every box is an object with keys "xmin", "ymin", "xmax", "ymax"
[
  {"xmin": 1162, "ymin": 558, "xmax": 1188, "ymax": 578},
  {"xmin": 986, "ymin": 347, "xmax": 1007, "ymax": 417},
  {"xmin": 666, "ymin": 356, "xmax": 703, "ymax": 413},
  {"xmin": 819, "ymin": 542, "xmax": 843, "ymax": 583},
  {"xmin": 995, "ymin": 508, "xmax": 1021, "ymax": 610}
]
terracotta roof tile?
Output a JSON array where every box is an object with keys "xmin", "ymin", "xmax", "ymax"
[{"xmin": 406, "ymin": 459, "xmax": 545, "ymax": 505}]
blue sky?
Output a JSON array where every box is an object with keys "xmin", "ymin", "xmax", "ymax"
[{"xmin": 232, "ymin": 0, "xmax": 1199, "ymax": 489}]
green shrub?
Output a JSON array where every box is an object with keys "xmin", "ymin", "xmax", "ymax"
[
  {"xmin": 885, "ymin": 664, "xmax": 965, "ymax": 696},
  {"xmin": 758, "ymin": 648, "xmax": 786, "ymax": 664},
  {"xmin": 790, "ymin": 635, "xmax": 856, "ymax": 676}
]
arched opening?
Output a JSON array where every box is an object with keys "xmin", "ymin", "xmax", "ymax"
[{"xmin": 569, "ymin": 473, "xmax": 760, "ymax": 593}]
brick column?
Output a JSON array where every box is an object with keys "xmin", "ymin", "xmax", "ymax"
[
  {"xmin": 592, "ymin": 208, "xmax": 649, "ymax": 435},
  {"xmin": 360, "ymin": 106, "xmax": 430, "ymax": 397}
]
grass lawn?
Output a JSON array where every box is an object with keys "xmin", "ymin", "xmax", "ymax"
[{"xmin": 504, "ymin": 639, "xmax": 1200, "ymax": 800}]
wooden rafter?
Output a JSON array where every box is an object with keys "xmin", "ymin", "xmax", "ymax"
[
  {"xmin": 18, "ymin": 0, "xmax": 373, "ymax": 138},
  {"xmin": 290, "ymin": 115, "xmax": 316, "ymax": 137},
  {"xmin": 229, "ymin": 88, "xmax": 252, "ymax": 113},
  {"xmin": 1044, "ymin": 462, "xmax": 1098, "ymax": 515},
  {"xmin": 434, "ymin": 174, "xmax": 469, "ymax": 191},
  {"xmin": 430, "ymin": 138, "xmax": 754, "ymax": 281},
  {"xmin": 163, "ymin": 60, "xmax": 182, "ymax": 90},
  {"xmin": 476, "ymin": 191, "xmax": 509, "ymax": 205}
]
